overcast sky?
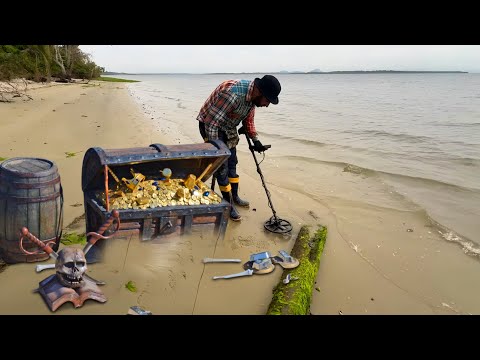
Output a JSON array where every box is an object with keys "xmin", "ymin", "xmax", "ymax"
[{"xmin": 79, "ymin": 45, "xmax": 480, "ymax": 74}]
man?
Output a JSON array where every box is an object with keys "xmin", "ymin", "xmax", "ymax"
[{"xmin": 197, "ymin": 74, "xmax": 281, "ymax": 221}]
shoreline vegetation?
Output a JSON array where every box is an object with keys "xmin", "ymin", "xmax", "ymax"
[
  {"xmin": 96, "ymin": 76, "xmax": 140, "ymax": 83},
  {"xmin": 0, "ymin": 45, "xmax": 104, "ymax": 102}
]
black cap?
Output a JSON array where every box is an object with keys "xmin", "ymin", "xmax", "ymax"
[{"xmin": 254, "ymin": 75, "xmax": 281, "ymax": 104}]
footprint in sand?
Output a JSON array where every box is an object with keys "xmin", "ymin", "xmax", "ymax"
[
  {"xmin": 168, "ymin": 269, "xmax": 176, "ymax": 289},
  {"xmin": 232, "ymin": 235, "xmax": 255, "ymax": 250},
  {"xmin": 175, "ymin": 252, "xmax": 184, "ymax": 265},
  {"xmin": 137, "ymin": 281, "xmax": 150, "ymax": 306},
  {"xmin": 255, "ymin": 239, "xmax": 271, "ymax": 252}
]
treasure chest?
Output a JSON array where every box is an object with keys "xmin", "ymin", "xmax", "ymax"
[{"xmin": 81, "ymin": 140, "xmax": 231, "ymax": 244}]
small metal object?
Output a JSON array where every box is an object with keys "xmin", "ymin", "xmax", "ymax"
[
  {"xmin": 128, "ymin": 306, "xmax": 152, "ymax": 315},
  {"xmin": 249, "ymin": 251, "xmax": 272, "ymax": 262},
  {"xmin": 243, "ymin": 258, "xmax": 275, "ymax": 274},
  {"xmin": 203, "ymin": 258, "xmax": 242, "ymax": 263},
  {"xmin": 278, "ymin": 250, "xmax": 293, "ymax": 263},
  {"xmin": 283, "ymin": 273, "xmax": 299, "ymax": 284},
  {"xmin": 213, "ymin": 269, "xmax": 254, "ymax": 279}
]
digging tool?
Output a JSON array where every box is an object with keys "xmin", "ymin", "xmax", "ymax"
[
  {"xmin": 196, "ymin": 163, "xmax": 213, "ymax": 185},
  {"xmin": 243, "ymin": 133, "xmax": 292, "ymax": 234},
  {"xmin": 34, "ymin": 210, "xmax": 120, "ymax": 273},
  {"xmin": 213, "ymin": 269, "xmax": 253, "ymax": 280},
  {"xmin": 203, "ymin": 258, "xmax": 242, "ymax": 263}
]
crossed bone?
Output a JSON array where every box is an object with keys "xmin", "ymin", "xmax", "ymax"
[{"xmin": 26, "ymin": 211, "xmax": 120, "ymax": 279}]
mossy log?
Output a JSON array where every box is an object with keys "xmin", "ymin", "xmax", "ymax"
[{"xmin": 266, "ymin": 224, "xmax": 327, "ymax": 315}]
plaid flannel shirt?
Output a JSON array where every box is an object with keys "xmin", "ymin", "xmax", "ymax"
[{"xmin": 197, "ymin": 79, "xmax": 257, "ymax": 147}]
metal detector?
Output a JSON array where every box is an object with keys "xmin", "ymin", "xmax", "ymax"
[{"xmin": 244, "ymin": 134, "xmax": 292, "ymax": 234}]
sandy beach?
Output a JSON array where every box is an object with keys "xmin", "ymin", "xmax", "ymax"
[{"xmin": 0, "ymin": 80, "xmax": 477, "ymax": 315}]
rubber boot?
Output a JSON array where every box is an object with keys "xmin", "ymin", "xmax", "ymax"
[
  {"xmin": 231, "ymin": 182, "xmax": 250, "ymax": 208},
  {"xmin": 221, "ymin": 191, "xmax": 242, "ymax": 221}
]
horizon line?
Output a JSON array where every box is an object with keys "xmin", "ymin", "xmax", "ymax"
[{"xmin": 103, "ymin": 70, "xmax": 472, "ymax": 75}]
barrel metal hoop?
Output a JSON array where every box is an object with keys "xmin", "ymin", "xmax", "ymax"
[
  {"xmin": 0, "ymin": 192, "xmax": 62, "ymax": 203},
  {"xmin": 7, "ymin": 177, "xmax": 61, "ymax": 189}
]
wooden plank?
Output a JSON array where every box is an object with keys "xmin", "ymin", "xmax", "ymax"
[
  {"xmin": 183, "ymin": 215, "xmax": 193, "ymax": 235},
  {"xmin": 142, "ymin": 217, "xmax": 153, "ymax": 241},
  {"xmin": 193, "ymin": 215, "xmax": 217, "ymax": 224}
]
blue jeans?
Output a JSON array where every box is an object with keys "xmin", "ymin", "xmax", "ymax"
[{"xmin": 198, "ymin": 122, "xmax": 238, "ymax": 188}]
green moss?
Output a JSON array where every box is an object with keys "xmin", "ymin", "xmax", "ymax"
[
  {"xmin": 266, "ymin": 224, "xmax": 328, "ymax": 315},
  {"xmin": 0, "ymin": 157, "xmax": 7, "ymax": 162},
  {"xmin": 60, "ymin": 232, "xmax": 86, "ymax": 246},
  {"xmin": 81, "ymin": 84, "xmax": 101, "ymax": 88},
  {"xmin": 96, "ymin": 77, "xmax": 139, "ymax": 83},
  {"xmin": 65, "ymin": 151, "xmax": 81, "ymax": 158},
  {"xmin": 125, "ymin": 280, "xmax": 137, "ymax": 292}
]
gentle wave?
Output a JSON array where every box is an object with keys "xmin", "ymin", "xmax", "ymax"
[
  {"xmin": 430, "ymin": 218, "xmax": 480, "ymax": 257},
  {"xmin": 258, "ymin": 132, "xmax": 330, "ymax": 148},
  {"xmin": 275, "ymin": 154, "xmax": 480, "ymax": 193},
  {"xmin": 313, "ymin": 128, "xmax": 480, "ymax": 147},
  {"xmin": 342, "ymin": 129, "xmax": 434, "ymax": 144},
  {"xmin": 405, "ymin": 209, "xmax": 480, "ymax": 258},
  {"xmin": 261, "ymin": 131, "xmax": 480, "ymax": 162},
  {"xmin": 436, "ymin": 122, "xmax": 480, "ymax": 127},
  {"xmin": 401, "ymin": 208, "xmax": 479, "ymax": 256}
]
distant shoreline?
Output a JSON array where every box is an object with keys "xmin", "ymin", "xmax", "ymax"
[{"xmin": 103, "ymin": 70, "xmax": 469, "ymax": 75}]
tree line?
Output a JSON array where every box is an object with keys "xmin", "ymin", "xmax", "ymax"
[{"xmin": 0, "ymin": 45, "xmax": 104, "ymax": 82}]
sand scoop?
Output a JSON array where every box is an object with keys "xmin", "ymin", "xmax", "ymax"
[{"xmin": 211, "ymin": 255, "xmax": 276, "ymax": 280}]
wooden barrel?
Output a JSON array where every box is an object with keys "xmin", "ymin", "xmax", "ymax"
[{"xmin": 0, "ymin": 158, "xmax": 63, "ymax": 263}]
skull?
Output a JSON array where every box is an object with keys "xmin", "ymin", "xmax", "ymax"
[{"xmin": 55, "ymin": 247, "xmax": 87, "ymax": 288}]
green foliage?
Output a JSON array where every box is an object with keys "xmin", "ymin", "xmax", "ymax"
[
  {"xmin": 0, "ymin": 45, "xmax": 105, "ymax": 82},
  {"xmin": 0, "ymin": 46, "xmax": 29, "ymax": 80},
  {"xmin": 65, "ymin": 151, "xmax": 81, "ymax": 158},
  {"xmin": 96, "ymin": 77, "xmax": 139, "ymax": 83},
  {"xmin": 125, "ymin": 281, "xmax": 137, "ymax": 292},
  {"xmin": 60, "ymin": 232, "xmax": 87, "ymax": 246},
  {"xmin": 0, "ymin": 157, "xmax": 8, "ymax": 162}
]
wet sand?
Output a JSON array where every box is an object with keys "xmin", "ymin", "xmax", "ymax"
[{"xmin": 0, "ymin": 81, "xmax": 478, "ymax": 315}]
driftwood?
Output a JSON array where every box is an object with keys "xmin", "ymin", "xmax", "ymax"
[
  {"xmin": 0, "ymin": 79, "xmax": 33, "ymax": 102},
  {"xmin": 266, "ymin": 224, "xmax": 327, "ymax": 315}
]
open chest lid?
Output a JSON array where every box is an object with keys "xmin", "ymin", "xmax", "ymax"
[{"xmin": 81, "ymin": 140, "xmax": 230, "ymax": 191}]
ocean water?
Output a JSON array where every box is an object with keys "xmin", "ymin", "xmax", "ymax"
[{"xmin": 121, "ymin": 73, "xmax": 480, "ymax": 257}]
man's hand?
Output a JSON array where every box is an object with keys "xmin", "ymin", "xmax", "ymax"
[
  {"xmin": 253, "ymin": 139, "xmax": 270, "ymax": 153},
  {"xmin": 238, "ymin": 126, "xmax": 246, "ymax": 135}
]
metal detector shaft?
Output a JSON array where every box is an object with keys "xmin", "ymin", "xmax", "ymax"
[
  {"xmin": 243, "ymin": 133, "xmax": 292, "ymax": 234},
  {"xmin": 244, "ymin": 134, "xmax": 278, "ymax": 220}
]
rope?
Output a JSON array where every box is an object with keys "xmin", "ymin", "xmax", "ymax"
[{"xmin": 191, "ymin": 223, "xmax": 223, "ymax": 315}]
